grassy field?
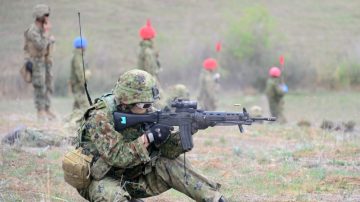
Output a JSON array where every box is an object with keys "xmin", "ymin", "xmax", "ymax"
[
  {"xmin": 0, "ymin": 91, "xmax": 359, "ymax": 201},
  {"xmin": 2, "ymin": 0, "xmax": 360, "ymax": 96},
  {"xmin": 1, "ymin": 1, "xmax": 360, "ymax": 200}
]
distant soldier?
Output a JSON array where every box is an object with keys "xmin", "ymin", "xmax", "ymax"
[
  {"xmin": 70, "ymin": 37, "xmax": 90, "ymax": 111},
  {"xmin": 249, "ymin": 105, "xmax": 264, "ymax": 124},
  {"xmin": 137, "ymin": 20, "xmax": 161, "ymax": 80},
  {"xmin": 164, "ymin": 84, "xmax": 190, "ymax": 111},
  {"xmin": 2, "ymin": 125, "xmax": 67, "ymax": 147},
  {"xmin": 265, "ymin": 67, "xmax": 288, "ymax": 123},
  {"xmin": 320, "ymin": 120, "xmax": 356, "ymax": 133},
  {"xmin": 250, "ymin": 105, "xmax": 263, "ymax": 118},
  {"xmin": 24, "ymin": 4, "xmax": 56, "ymax": 120},
  {"xmin": 198, "ymin": 58, "xmax": 218, "ymax": 110}
]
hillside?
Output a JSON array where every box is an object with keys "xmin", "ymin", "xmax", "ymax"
[{"xmin": 1, "ymin": 0, "xmax": 360, "ymax": 97}]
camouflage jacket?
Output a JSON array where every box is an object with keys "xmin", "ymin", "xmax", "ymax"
[
  {"xmin": 24, "ymin": 23, "xmax": 51, "ymax": 59},
  {"xmin": 137, "ymin": 40, "xmax": 160, "ymax": 76},
  {"xmin": 79, "ymin": 94, "xmax": 184, "ymax": 171},
  {"xmin": 265, "ymin": 77, "xmax": 285, "ymax": 102},
  {"xmin": 70, "ymin": 49, "xmax": 85, "ymax": 92}
]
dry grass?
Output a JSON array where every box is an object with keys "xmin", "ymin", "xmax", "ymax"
[
  {"xmin": 0, "ymin": 91, "xmax": 359, "ymax": 201},
  {"xmin": 2, "ymin": 0, "xmax": 360, "ymax": 97}
]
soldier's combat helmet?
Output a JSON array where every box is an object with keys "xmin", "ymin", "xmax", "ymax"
[
  {"xmin": 33, "ymin": 4, "xmax": 50, "ymax": 19},
  {"xmin": 73, "ymin": 36, "xmax": 88, "ymax": 49},
  {"xmin": 170, "ymin": 84, "xmax": 190, "ymax": 99},
  {"xmin": 269, "ymin": 67, "xmax": 281, "ymax": 78},
  {"xmin": 250, "ymin": 105, "xmax": 263, "ymax": 117},
  {"xmin": 203, "ymin": 58, "xmax": 218, "ymax": 71},
  {"xmin": 113, "ymin": 69, "xmax": 159, "ymax": 104},
  {"xmin": 139, "ymin": 19, "xmax": 156, "ymax": 40}
]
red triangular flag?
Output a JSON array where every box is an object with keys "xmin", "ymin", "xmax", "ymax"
[
  {"xmin": 279, "ymin": 55, "xmax": 285, "ymax": 66},
  {"xmin": 216, "ymin": 41, "xmax": 222, "ymax": 52}
]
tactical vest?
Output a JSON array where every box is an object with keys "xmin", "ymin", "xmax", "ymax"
[
  {"xmin": 24, "ymin": 24, "xmax": 49, "ymax": 58},
  {"xmin": 76, "ymin": 93, "xmax": 117, "ymax": 180},
  {"xmin": 78, "ymin": 93, "xmax": 115, "ymax": 149}
]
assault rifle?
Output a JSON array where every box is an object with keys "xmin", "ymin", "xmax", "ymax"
[{"xmin": 114, "ymin": 99, "xmax": 276, "ymax": 152}]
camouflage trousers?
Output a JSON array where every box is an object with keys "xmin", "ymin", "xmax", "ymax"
[
  {"xmin": 268, "ymin": 101, "xmax": 286, "ymax": 124},
  {"xmin": 72, "ymin": 86, "xmax": 88, "ymax": 110},
  {"xmin": 31, "ymin": 58, "xmax": 53, "ymax": 111},
  {"xmin": 79, "ymin": 156, "xmax": 222, "ymax": 201},
  {"xmin": 198, "ymin": 93, "xmax": 216, "ymax": 111}
]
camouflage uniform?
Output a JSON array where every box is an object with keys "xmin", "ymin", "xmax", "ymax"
[
  {"xmin": 198, "ymin": 70, "xmax": 217, "ymax": 110},
  {"xmin": 137, "ymin": 40, "xmax": 160, "ymax": 79},
  {"xmin": 137, "ymin": 39, "xmax": 165, "ymax": 109},
  {"xmin": 70, "ymin": 49, "xmax": 88, "ymax": 110},
  {"xmin": 24, "ymin": 4, "xmax": 55, "ymax": 118},
  {"xmin": 265, "ymin": 77, "xmax": 286, "ymax": 123},
  {"xmin": 2, "ymin": 125, "xmax": 66, "ymax": 147},
  {"xmin": 76, "ymin": 70, "xmax": 223, "ymax": 201}
]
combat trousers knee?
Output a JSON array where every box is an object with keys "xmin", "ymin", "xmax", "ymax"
[
  {"xmin": 79, "ymin": 156, "xmax": 223, "ymax": 202},
  {"xmin": 32, "ymin": 59, "xmax": 47, "ymax": 111},
  {"xmin": 73, "ymin": 90, "xmax": 88, "ymax": 110},
  {"xmin": 127, "ymin": 156, "xmax": 223, "ymax": 202},
  {"xmin": 79, "ymin": 177, "xmax": 131, "ymax": 202}
]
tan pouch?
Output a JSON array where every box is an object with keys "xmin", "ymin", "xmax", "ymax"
[
  {"xmin": 62, "ymin": 148, "xmax": 93, "ymax": 189},
  {"xmin": 20, "ymin": 63, "xmax": 32, "ymax": 83}
]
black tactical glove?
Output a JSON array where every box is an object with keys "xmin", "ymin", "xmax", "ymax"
[{"xmin": 146, "ymin": 124, "xmax": 172, "ymax": 146}]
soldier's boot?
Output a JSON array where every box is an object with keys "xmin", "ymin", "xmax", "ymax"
[
  {"xmin": 219, "ymin": 196, "xmax": 227, "ymax": 202},
  {"xmin": 45, "ymin": 108, "xmax": 57, "ymax": 120},
  {"xmin": 37, "ymin": 110, "xmax": 47, "ymax": 121},
  {"xmin": 2, "ymin": 125, "xmax": 26, "ymax": 145},
  {"xmin": 129, "ymin": 199, "xmax": 144, "ymax": 202}
]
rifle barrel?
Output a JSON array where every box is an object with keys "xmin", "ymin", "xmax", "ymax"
[{"xmin": 252, "ymin": 117, "xmax": 277, "ymax": 121}]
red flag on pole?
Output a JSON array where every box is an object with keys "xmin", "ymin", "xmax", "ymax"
[
  {"xmin": 215, "ymin": 41, "xmax": 222, "ymax": 52},
  {"xmin": 279, "ymin": 55, "xmax": 285, "ymax": 66}
]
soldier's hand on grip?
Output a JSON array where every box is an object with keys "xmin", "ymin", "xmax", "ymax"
[{"xmin": 146, "ymin": 124, "xmax": 172, "ymax": 146}]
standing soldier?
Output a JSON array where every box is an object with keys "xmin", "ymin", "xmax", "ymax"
[
  {"xmin": 70, "ymin": 36, "xmax": 89, "ymax": 111},
  {"xmin": 198, "ymin": 58, "xmax": 218, "ymax": 110},
  {"xmin": 62, "ymin": 69, "xmax": 227, "ymax": 201},
  {"xmin": 137, "ymin": 19, "xmax": 161, "ymax": 81},
  {"xmin": 137, "ymin": 19, "xmax": 166, "ymax": 109},
  {"xmin": 265, "ymin": 67, "xmax": 288, "ymax": 123},
  {"xmin": 24, "ymin": 4, "xmax": 56, "ymax": 120}
]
